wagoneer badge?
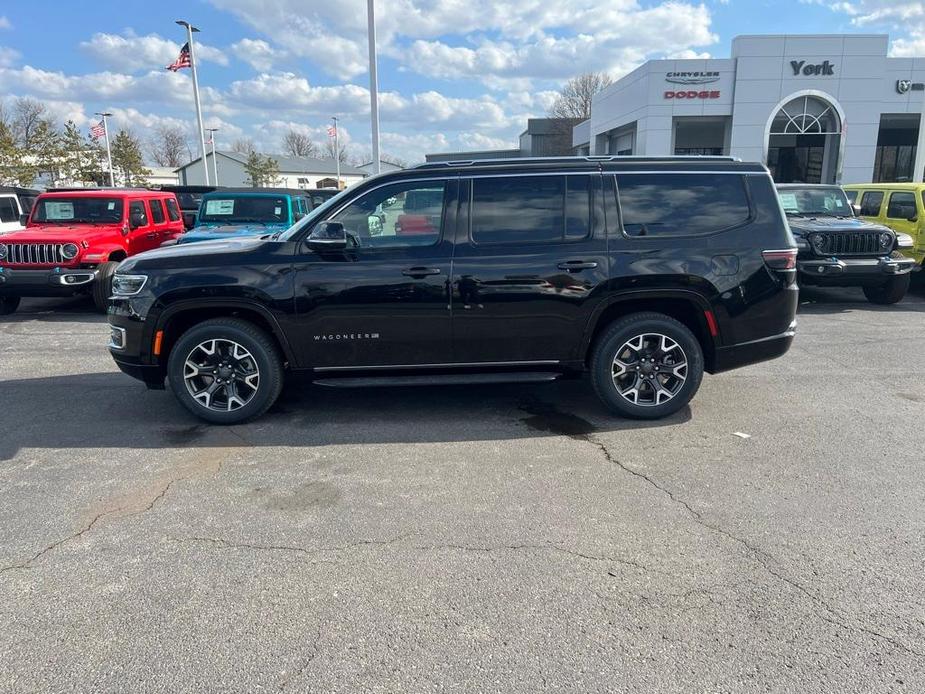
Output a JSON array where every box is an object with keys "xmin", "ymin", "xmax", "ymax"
[{"xmin": 314, "ymin": 333, "xmax": 380, "ymax": 341}]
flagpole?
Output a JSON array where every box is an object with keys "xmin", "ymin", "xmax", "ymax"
[
  {"xmin": 332, "ymin": 116, "xmax": 341, "ymax": 188},
  {"xmin": 95, "ymin": 111, "xmax": 115, "ymax": 187},
  {"xmin": 206, "ymin": 127, "xmax": 219, "ymax": 185},
  {"xmin": 176, "ymin": 20, "xmax": 210, "ymax": 186},
  {"xmin": 367, "ymin": 0, "xmax": 381, "ymax": 175}
]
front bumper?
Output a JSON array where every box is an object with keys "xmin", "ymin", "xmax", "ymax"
[
  {"xmin": 108, "ymin": 297, "xmax": 165, "ymax": 388},
  {"xmin": 0, "ymin": 266, "xmax": 98, "ymax": 296},
  {"xmin": 797, "ymin": 255, "xmax": 915, "ymax": 285}
]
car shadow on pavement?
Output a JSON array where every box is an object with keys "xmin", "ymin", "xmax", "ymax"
[
  {"xmin": 796, "ymin": 284, "xmax": 925, "ymax": 315},
  {"xmin": 0, "ymin": 371, "xmax": 691, "ymax": 460},
  {"xmin": 0, "ymin": 297, "xmax": 106, "ymax": 325}
]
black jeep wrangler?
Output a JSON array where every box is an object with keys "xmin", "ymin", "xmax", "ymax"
[
  {"xmin": 776, "ymin": 184, "xmax": 915, "ymax": 304},
  {"xmin": 108, "ymin": 156, "xmax": 798, "ymax": 424}
]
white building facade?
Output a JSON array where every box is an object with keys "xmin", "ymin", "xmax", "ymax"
[{"xmin": 575, "ymin": 34, "xmax": 925, "ymax": 184}]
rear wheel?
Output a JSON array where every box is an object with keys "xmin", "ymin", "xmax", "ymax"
[
  {"xmin": 591, "ymin": 312, "xmax": 704, "ymax": 420},
  {"xmin": 0, "ymin": 296, "xmax": 20, "ymax": 315},
  {"xmin": 863, "ymin": 273, "xmax": 910, "ymax": 305},
  {"xmin": 92, "ymin": 261, "xmax": 119, "ymax": 312},
  {"xmin": 167, "ymin": 318, "xmax": 284, "ymax": 424}
]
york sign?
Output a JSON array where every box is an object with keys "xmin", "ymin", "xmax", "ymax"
[{"xmin": 791, "ymin": 60, "xmax": 835, "ymax": 76}]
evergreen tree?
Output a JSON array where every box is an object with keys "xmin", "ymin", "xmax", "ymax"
[
  {"xmin": 243, "ymin": 150, "xmax": 281, "ymax": 187},
  {"xmin": 60, "ymin": 121, "xmax": 106, "ymax": 186},
  {"xmin": 110, "ymin": 129, "xmax": 150, "ymax": 186}
]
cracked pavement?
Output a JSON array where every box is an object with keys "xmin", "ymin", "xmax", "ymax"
[{"xmin": 1, "ymin": 287, "xmax": 924, "ymax": 692}]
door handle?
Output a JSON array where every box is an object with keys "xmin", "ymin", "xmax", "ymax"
[
  {"xmin": 145, "ymin": 232, "xmax": 157, "ymax": 240},
  {"xmin": 402, "ymin": 267, "xmax": 441, "ymax": 278},
  {"xmin": 557, "ymin": 261, "xmax": 598, "ymax": 272}
]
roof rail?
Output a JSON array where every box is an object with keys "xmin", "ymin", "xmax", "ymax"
[{"xmin": 414, "ymin": 154, "xmax": 740, "ymax": 169}]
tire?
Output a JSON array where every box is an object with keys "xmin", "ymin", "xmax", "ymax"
[
  {"xmin": 167, "ymin": 318, "xmax": 284, "ymax": 424},
  {"xmin": 590, "ymin": 312, "xmax": 704, "ymax": 420},
  {"xmin": 92, "ymin": 261, "xmax": 119, "ymax": 312},
  {"xmin": 0, "ymin": 296, "xmax": 20, "ymax": 315},
  {"xmin": 862, "ymin": 273, "xmax": 910, "ymax": 305}
]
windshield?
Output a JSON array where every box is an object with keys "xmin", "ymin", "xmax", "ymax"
[
  {"xmin": 32, "ymin": 197, "xmax": 124, "ymax": 224},
  {"xmin": 199, "ymin": 196, "xmax": 289, "ymax": 224},
  {"xmin": 176, "ymin": 193, "xmax": 202, "ymax": 210},
  {"xmin": 277, "ymin": 188, "xmax": 352, "ymax": 241},
  {"xmin": 777, "ymin": 187, "xmax": 852, "ymax": 217}
]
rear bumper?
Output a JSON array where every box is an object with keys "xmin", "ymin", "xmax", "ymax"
[
  {"xmin": 712, "ymin": 322, "xmax": 796, "ymax": 374},
  {"xmin": 798, "ymin": 255, "xmax": 915, "ymax": 285},
  {"xmin": 0, "ymin": 266, "xmax": 98, "ymax": 296}
]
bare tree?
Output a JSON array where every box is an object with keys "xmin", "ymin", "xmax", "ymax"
[
  {"xmin": 149, "ymin": 124, "xmax": 189, "ymax": 168},
  {"xmin": 232, "ymin": 137, "xmax": 256, "ymax": 154},
  {"xmin": 547, "ymin": 72, "xmax": 613, "ymax": 121},
  {"xmin": 323, "ymin": 136, "xmax": 348, "ymax": 163},
  {"xmin": 10, "ymin": 97, "xmax": 56, "ymax": 148},
  {"xmin": 281, "ymin": 129, "xmax": 318, "ymax": 157}
]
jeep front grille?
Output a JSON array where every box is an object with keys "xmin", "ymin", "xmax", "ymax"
[
  {"xmin": 3, "ymin": 243, "xmax": 67, "ymax": 265},
  {"xmin": 816, "ymin": 232, "xmax": 883, "ymax": 256}
]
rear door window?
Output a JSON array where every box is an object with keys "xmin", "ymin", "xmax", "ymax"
[
  {"xmin": 470, "ymin": 175, "xmax": 592, "ymax": 245},
  {"xmin": 859, "ymin": 191, "xmax": 884, "ymax": 217},
  {"xmin": 615, "ymin": 173, "xmax": 751, "ymax": 237},
  {"xmin": 165, "ymin": 197, "xmax": 181, "ymax": 221},
  {"xmin": 149, "ymin": 199, "xmax": 165, "ymax": 224},
  {"xmin": 887, "ymin": 191, "xmax": 916, "ymax": 219}
]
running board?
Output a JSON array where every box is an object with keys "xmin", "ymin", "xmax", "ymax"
[{"xmin": 313, "ymin": 372, "xmax": 562, "ymax": 388}]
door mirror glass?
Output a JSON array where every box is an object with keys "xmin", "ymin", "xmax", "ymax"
[
  {"xmin": 19, "ymin": 213, "xmax": 29, "ymax": 226},
  {"xmin": 182, "ymin": 212, "xmax": 197, "ymax": 229},
  {"xmin": 851, "ymin": 203, "xmax": 861, "ymax": 218},
  {"xmin": 129, "ymin": 211, "xmax": 146, "ymax": 229},
  {"xmin": 307, "ymin": 221, "xmax": 348, "ymax": 250}
]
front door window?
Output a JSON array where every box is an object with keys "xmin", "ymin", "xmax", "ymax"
[{"xmin": 330, "ymin": 181, "xmax": 446, "ymax": 248}]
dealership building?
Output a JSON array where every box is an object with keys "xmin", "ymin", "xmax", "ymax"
[{"xmin": 571, "ymin": 34, "xmax": 925, "ymax": 184}]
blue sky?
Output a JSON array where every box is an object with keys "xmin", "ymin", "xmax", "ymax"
[{"xmin": 0, "ymin": 0, "xmax": 922, "ymax": 163}]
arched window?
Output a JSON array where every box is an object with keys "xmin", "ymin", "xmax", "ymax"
[{"xmin": 770, "ymin": 96, "xmax": 841, "ymax": 135}]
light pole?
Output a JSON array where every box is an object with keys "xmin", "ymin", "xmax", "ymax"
[
  {"xmin": 367, "ymin": 0, "xmax": 381, "ymax": 174},
  {"xmin": 332, "ymin": 116, "xmax": 341, "ymax": 188},
  {"xmin": 205, "ymin": 127, "xmax": 219, "ymax": 185},
  {"xmin": 176, "ymin": 20, "xmax": 210, "ymax": 185},
  {"xmin": 95, "ymin": 111, "xmax": 115, "ymax": 187}
]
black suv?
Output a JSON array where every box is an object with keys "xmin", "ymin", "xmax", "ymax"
[
  {"xmin": 108, "ymin": 157, "xmax": 798, "ymax": 424},
  {"xmin": 776, "ymin": 184, "xmax": 915, "ymax": 304}
]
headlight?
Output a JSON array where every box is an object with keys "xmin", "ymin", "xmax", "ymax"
[
  {"xmin": 808, "ymin": 233, "xmax": 827, "ymax": 254},
  {"xmin": 879, "ymin": 231, "xmax": 894, "ymax": 250},
  {"xmin": 0, "ymin": 243, "xmax": 7, "ymax": 260},
  {"xmin": 896, "ymin": 232, "xmax": 915, "ymax": 250},
  {"xmin": 111, "ymin": 274, "xmax": 148, "ymax": 296},
  {"xmin": 61, "ymin": 243, "xmax": 79, "ymax": 260}
]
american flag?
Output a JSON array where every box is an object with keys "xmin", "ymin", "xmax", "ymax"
[
  {"xmin": 166, "ymin": 42, "xmax": 192, "ymax": 71},
  {"xmin": 327, "ymin": 125, "xmax": 337, "ymax": 138},
  {"xmin": 89, "ymin": 120, "xmax": 106, "ymax": 140}
]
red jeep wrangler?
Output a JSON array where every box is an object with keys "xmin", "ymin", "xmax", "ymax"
[{"xmin": 0, "ymin": 189, "xmax": 184, "ymax": 314}]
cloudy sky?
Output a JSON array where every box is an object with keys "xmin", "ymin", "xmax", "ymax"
[{"xmin": 0, "ymin": 0, "xmax": 923, "ymax": 164}]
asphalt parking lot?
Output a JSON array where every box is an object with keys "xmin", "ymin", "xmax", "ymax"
[{"xmin": 1, "ymin": 287, "xmax": 924, "ymax": 693}]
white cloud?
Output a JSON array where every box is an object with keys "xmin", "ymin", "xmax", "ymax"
[
  {"xmin": 211, "ymin": 0, "xmax": 717, "ymax": 87},
  {"xmin": 79, "ymin": 31, "xmax": 228, "ymax": 72},
  {"xmin": 231, "ymin": 38, "xmax": 281, "ymax": 72},
  {"xmin": 0, "ymin": 46, "xmax": 18, "ymax": 67},
  {"xmin": 0, "ymin": 16, "xmax": 10, "ymax": 30}
]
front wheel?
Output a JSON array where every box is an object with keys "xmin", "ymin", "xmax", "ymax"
[
  {"xmin": 863, "ymin": 273, "xmax": 910, "ymax": 305},
  {"xmin": 0, "ymin": 296, "xmax": 20, "ymax": 315},
  {"xmin": 590, "ymin": 312, "xmax": 704, "ymax": 420},
  {"xmin": 167, "ymin": 318, "xmax": 284, "ymax": 424},
  {"xmin": 92, "ymin": 261, "xmax": 119, "ymax": 312}
]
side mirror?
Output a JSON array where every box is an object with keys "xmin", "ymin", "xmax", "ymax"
[
  {"xmin": 307, "ymin": 221, "xmax": 348, "ymax": 251},
  {"xmin": 19, "ymin": 213, "xmax": 29, "ymax": 226},
  {"xmin": 851, "ymin": 203, "xmax": 862, "ymax": 217},
  {"xmin": 182, "ymin": 212, "xmax": 197, "ymax": 230},
  {"xmin": 130, "ymin": 212, "xmax": 146, "ymax": 230}
]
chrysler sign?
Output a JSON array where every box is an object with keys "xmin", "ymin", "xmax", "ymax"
[{"xmin": 665, "ymin": 71, "xmax": 720, "ymax": 85}]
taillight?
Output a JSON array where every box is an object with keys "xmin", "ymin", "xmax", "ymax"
[{"xmin": 762, "ymin": 249, "xmax": 797, "ymax": 271}]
